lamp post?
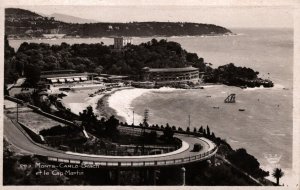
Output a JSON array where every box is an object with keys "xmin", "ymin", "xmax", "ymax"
[
  {"xmin": 16, "ymin": 102, "xmax": 19, "ymax": 122},
  {"xmin": 188, "ymin": 114, "xmax": 190, "ymax": 128},
  {"xmin": 126, "ymin": 106, "xmax": 134, "ymax": 136},
  {"xmin": 133, "ymin": 110, "xmax": 135, "ymax": 125},
  {"xmin": 181, "ymin": 167, "xmax": 186, "ymax": 186}
]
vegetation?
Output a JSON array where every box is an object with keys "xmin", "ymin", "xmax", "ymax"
[
  {"xmin": 161, "ymin": 123, "xmax": 174, "ymax": 141},
  {"xmin": 204, "ymin": 63, "xmax": 274, "ymax": 87},
  {"xmin": 3, "ymin": 140, "xmax": 68, "ymax": 185},
  {"xmin": 39, "ymin": 125, "xmax": 82, "ymax": 136},
  {"xmin": 11, "ymin": 39, "xmax": 210, "ymax": 78},
  {"xmin": 272, "ymin": 168, "xmax": 284, "ymax": 186},
  {"xmin": 185, "ymin": 161, "xmax": 258, "ymax": 186},
  {"xmin": 158, "ymin": 161, "xmax": 259, "ymax": 186},
  {"xmin": 227, "ymin": 148, "xmax": 269, "ymax": 178},
  {"xmin": 4, "ymin": 35, "xmax": 18, "ymax": 84},
  {"xmin": 5, "ymin": 34, "xmax": 272, "ymax": 89},
  {"xmin": 6, "ymin": 8, "xmax": 232, "ymax": 38},
  {"xmin": 79, "ymin": 106, "xmax": 120, "ymax": 139}
]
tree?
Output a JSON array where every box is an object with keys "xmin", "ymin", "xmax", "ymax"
[
  {"xmin": 199, "ymin": 126, "xmax": 203, "ymax": 133},
  {"xmin": 163, "ymin": 124, "xmax": 174, "ymax": 140},
  {"xmin": 211, "ymin": 132, "xmax": 216, "ymax": 139},
  {"xmin": 206, "ymin": 125, "xmax": 210, "ymax": 136},
  {"xmin": 104, "ymin": 115, "xmax": 119, "ymax": 137},
  {"xmin": 79, "ymin": 106, "xmax": 99, "ymax": 132},
  {"xmin": 4, "ymin": 84, "xmax": 9, "ymax": 96},
  {"xmin": 227, "ymin": 148, "xmax": 268, "ymax": 178},
  {"xmin": 4, "ymin": 35, "xmax": 15, "ymax": 59},
  {"xmin": 94, "ymin": 65, "xmax": 104, "ymax": 75},
  {"xmin": 24, "ymin": 64, "xmax": 41, "ymax": 86},
  {"xmin": 272, "ymin": 168, "xmax": 284, "ymax": 186}
]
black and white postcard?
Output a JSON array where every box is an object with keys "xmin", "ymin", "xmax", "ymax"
[{"xmin": 1, "ymin": 0, "xmax": 299, "ymax": 188}]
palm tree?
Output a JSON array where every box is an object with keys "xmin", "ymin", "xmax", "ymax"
[{"xmin": 272, "ymin": 168, "xmax": 284, "ymax": 186}]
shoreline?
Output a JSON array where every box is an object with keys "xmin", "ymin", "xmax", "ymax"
[
  {"xmin": 103, "ymin": 85, "xmax": 292, "ymax": 185},
  {"xmin": 59, "ymin": 85, "xmax": 292, "ymax": 185},
  {"xmin": 59, "ymin": 86, "xmax": 130, "ymax": 117},
  {"xmin": 8, "ymin": 33, "xmax": 236, "ymax": 41},
  {"xmin": 95, "ymin": 87, "xmax": 133, "ymax": 122},
  {"xmin": 105, "ymin": 87, "xmax": 184, "ymax": 125}
]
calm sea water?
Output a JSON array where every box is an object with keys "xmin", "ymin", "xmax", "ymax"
[
  {"xmin": 9, "ymin": 28, "xmax": 294, "ymax": 182},
  {"xmin": 130, "ymin": 28, "xmax": 293, "ymax": 179},
  {"xmin": 9, "ymin": 28, "xmax": 293, "ymax": 87}
]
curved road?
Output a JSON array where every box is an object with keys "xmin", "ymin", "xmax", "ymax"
[{"xmin": 4, "ymin": 115, "xmax": 217, "ymax": 168}]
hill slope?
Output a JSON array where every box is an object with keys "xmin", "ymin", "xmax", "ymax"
[
  {"xmin": 5, "ymin": 8, "xmax": 232, "ymax": 38},
  {"xmin": 50, "ymin": 13, "xmax": 98, "ymax": 24}
]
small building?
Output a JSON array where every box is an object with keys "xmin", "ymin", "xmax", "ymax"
[{"xmin": 40, "ymin": 71, "xmax": 97, "ymax": 84}]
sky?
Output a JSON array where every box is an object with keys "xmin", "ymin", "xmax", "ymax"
[{"xmin": 10, "ymin": 3, "xmax": 294, "ymax": 29}]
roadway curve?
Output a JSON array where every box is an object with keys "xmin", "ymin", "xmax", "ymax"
[{"xmin": 4, "ymin": 115, "xmax": 217, "ymax": 168}]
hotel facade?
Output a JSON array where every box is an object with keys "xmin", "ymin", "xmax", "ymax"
[{"xmin": 142, "ymin": 66, "xmax": 201, "ymax": 85}]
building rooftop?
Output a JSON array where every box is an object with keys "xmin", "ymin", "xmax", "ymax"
[
  {"xmin": 41, "ymin": 70, "xmax": 76, "ymax": 74},
  {"xmin": 40, "ymin": 72, "xmax": 97, "ymax": 79},
  {"xmin": 145, "ymin": 66, "xmax": 199, "ymax": 73}
]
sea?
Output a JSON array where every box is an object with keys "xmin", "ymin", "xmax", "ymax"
[{"xmin": 9, "ymin": 28, "xmax": 294, "ymax": 185}]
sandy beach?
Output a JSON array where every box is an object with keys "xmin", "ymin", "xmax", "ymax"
[
  {"xmin": 59, "ymin": 86, "xmax": 133, "ymax": 118},
  {"xmin": 57, "ymin": 84, "xmax": 293, "ymax": 185},
  {"xmin": 107, "ymin": 87, "xmax": 184, "ymax": 124}
]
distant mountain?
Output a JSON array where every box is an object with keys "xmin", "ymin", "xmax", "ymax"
[
  {"xmin": 6, "ymin": 8, "xmax": 41, "ymax": 19},
  {"xmin": 50, "ymin": 13, "xmax": 98, "ymax": 24},
  {"xmin": 5, "ymin": 8, "xmax": 233, "ymax": 39}
]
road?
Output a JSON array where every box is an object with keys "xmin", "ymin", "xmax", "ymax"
[{"xmin": 4, "ymin": 113, "xmax": 217, "ymax": 167}]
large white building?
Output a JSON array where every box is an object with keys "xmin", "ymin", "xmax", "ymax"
[{"xmin": 142, "ymin": 66, "xmax": 202, "ymax": 85}]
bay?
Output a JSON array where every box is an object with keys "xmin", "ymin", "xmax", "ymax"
[{"xmin": 8, "ymin": 28, "xmax": 294, "ymax": 184}]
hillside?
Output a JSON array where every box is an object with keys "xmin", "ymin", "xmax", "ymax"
[
  {"xmin": 6, "ymin": 8, "xmax": 41, "ymax": 18},
  {"xmin": 50, "ymin": 13, "xmax": 98, "ymax": 24},
  {"xmin": 5, "ymin": 8, "xmax": 233, "ymax": 38}
]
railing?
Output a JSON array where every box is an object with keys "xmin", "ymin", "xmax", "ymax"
[
  {"xmin": 4, "ymin": 95, "xmax": 25, "ymax": 104},
  {"xmin": 5, "ymin": 95, "xmax": 218, "ymax": 168},
  {"xmin": 5, "ymin": 95, "xmax": 78, "ymax": 127},
  {"xmin": 40, "ymin": 145, "xmax": 218, "ymax": 168},
  {"xmin": 119, "ymin": 124, "xmax": 204, "ymax": 137}
]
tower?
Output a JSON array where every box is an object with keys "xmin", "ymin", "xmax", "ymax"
[{"xmin": 114, "ymin": 37, "xmax": 132, "ymax": 49}]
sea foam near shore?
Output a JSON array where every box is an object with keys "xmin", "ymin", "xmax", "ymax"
[{"xmin": 107, "ymin": 87, "xmax": 182, "ymax": 124}]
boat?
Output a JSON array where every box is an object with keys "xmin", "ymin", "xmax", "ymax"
[
  {"xmin": 213, "ymin": 106, "xmax": 219, "ymax": 109},
  {"xmin": 239, "ymin": 109, "xmax": 245, "ymax": 111}
]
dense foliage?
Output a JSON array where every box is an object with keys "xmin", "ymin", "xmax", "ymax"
[
  {"xmin": 39, "ymin": 125, "xmax": 82, "ymax": 136},
  {"xmin": 6, "ymin": 35, "xmax": 272, "ymax": 88},
  {"xmin": 11, "ymin": 39, "xmax": 210, "ymax": 78},
  {"xmin": 4, "ymin": 35, "xmax": 18, "ymax": 84},
  {"xmin": 79, "ymin": 106, "xmax": 120, "ymax": 139},
  {"xmin": 204, "ymin": 63, "xmax": 273, "ymax": 87},
  {"xmin": 227, "ymin": 148, "xmax": 269, "ymax": 178}
]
